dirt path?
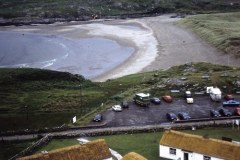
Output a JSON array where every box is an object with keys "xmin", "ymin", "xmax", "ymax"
[{"xmin": 140, "ymin": 14, "xmax": 240, "ymax": 72}]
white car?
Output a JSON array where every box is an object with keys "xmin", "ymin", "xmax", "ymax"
[
  {"xmin": 112, "ymin": 105, "xmax": 122, "ymax": 112},
  {"xmin": 186, "ymin": 97, "xmax": 194, "ymax": 104},
  {"xmin": 185, "ymin": 91, "xmax": 194, "ymax": 104}
]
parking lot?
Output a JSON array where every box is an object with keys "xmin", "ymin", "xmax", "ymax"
[{"xmin": 92, "ymin": 95, "xmax": 240, "ymax": 127}]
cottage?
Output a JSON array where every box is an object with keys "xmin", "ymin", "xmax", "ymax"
[
  {"xmin": 17, "ymin": 139, "xmax": 112, "ymax": 160},
  {"xmin": 159, "ymin": 130, "xmax": 240, "ymax": 160},
  {"xmin": 17, "ymin": 139, "xmax": 147, "ymax": 160},
  {"xmin": 122, "ymin": 152, "xmax": 147, "ymax": 160}
]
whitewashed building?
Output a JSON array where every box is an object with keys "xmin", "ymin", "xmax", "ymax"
[{"xmin": 159, "ymin": 130, "xmax": 240, "ymax": 160}]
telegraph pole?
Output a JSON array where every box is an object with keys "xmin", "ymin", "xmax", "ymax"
[
  {"xmin": 25, "ymin": 105, "xmax": 29, "ymax": 120},
  {"xmin": 79, "ymin": 84, "xmax": 82, "ymax": 107}
]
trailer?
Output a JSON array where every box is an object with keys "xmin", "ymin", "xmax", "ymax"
[
  {"xmin": 133, "ymin": 93, "xmax": 150, "ymax": 106},
  {"xmin": 206, "ymin": 86, "xmax": 222, "ymax": 102}
]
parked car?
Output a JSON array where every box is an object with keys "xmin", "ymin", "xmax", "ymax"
[
  {"xmin": 166, "ymin": 112, "xmax": 177, "ymax": 121},
  {"xmin": 219, "ymin": 108, "xmax": 232, "ymax": 117},
  {"xmin": 162, "ymin": 95, "xmax": 173, "ymax": 103},
  {"xmin": 121, "ymin": 101, "xmax": 129, "ymax": 108},
  {"xmin": 185, "ymin": 91, "xmax": 193, "ymax": 104},
  {"xmin": 178, "ymin": 112, "xmax": 191, "ymax": 120},
  {"xmin": 222, "ymin": 100, "xmax": 240, "ymax": 107},
  {"xmin": 210, "ymin": 109, "xmax": 221, "ymax": 118},
  {"xmin": 112, "ymin": 105, "xmax": 122, "ymax": 112},
  {"xmin": 150, "ymin": 97, "xmax": 161, "ymax": 104},
  {"xmin": 224, "ymin": 94, "xmax": 234, "ymax": 101},
  {"xmin": 93, "ymin": 114, "xmax": 102, "ymax": 122},
  {"xmin": 234, "ymin": 107, "xmax": 240, "ymax": 116}
]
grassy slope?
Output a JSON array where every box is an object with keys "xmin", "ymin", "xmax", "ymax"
[
  {"xmin": 1, "ymin": 62, "xmax": 240, "ymax": 131},
  {"xmin": 0, "ymin": 68, "xmax": 149, "ymax": 130},
  {"xmin": 0, "ymin": 0, "xmax": 239, "ymax": 19},
  {"xmin": 178, "ymin": 12, "xmax": 240, "ymax": 56},
  {"xmin": 36, "ymin": 127, "xmax": 240, "ymax": 160},
  {"xmin": 0, "ymin": 140, "xmax": 34, "ymax": 160}
]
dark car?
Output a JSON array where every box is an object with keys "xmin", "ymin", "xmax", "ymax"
[
  {"xmin": 210, "ymin": 109, "xmax": 221, "ymax": 118},
  {"xmin": 93, "ymin": 114, "xmax": 102, "ymax": 122},
  {"xmin": 150, "ymin": 97, "xmax": 161, "ymax": 104},
  {"xmin": 121, "ymin": 101, "xmax": 129, "ymax": 108},
  {"xmin": 224, "ymin": 94, "xmax": 234, "ymax": 101},
  {"xmin": 222, "ymin": 100, "xmax": 240, "ymax": 107},
  {"xmin": 219, "ymin": 108, "xmax": 232, "ymax": 117},
  {"xmin": 178, "ymin": 112, "xmax": 191, "ymax": 120},
  {"xmin": 162, "ymin": 95, "xmax": 173, "ymax": 103},
  {"xmin": 166, "ymin": 112, "xmax": 177, "ymax": 121}
]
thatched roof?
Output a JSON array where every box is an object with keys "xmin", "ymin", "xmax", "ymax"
[
  {"xmin": 17, "ymin": 139, "xmax": 111, "ymax": 160},
  {"xmin": 160, "ymin": 130, "xmax": 240, "ymax": 160},
  {"xmin": 122, "ymin": 152, "xmax": 147, "ymax": 160}
]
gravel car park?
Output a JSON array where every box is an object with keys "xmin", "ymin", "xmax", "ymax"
[{"xmin": 100, "ymin": 95, "xmax": 240, "ymax": 127}]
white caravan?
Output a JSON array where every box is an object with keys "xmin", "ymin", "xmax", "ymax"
[{"xmin": 206, "ymin": 86, "xmax": 222, "ymax": 101}]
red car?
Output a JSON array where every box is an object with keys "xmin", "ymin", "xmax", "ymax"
[
  {"xmin": 234, "ymin": 107, "xmax": 240, "ymax": 116},
  {"xmin": 224, "ymin": 94, "xmax": 234, "ymax": 101},
  {"xmin": 162, "ymin": 95, "xmax": 173, "ymax": 103}
]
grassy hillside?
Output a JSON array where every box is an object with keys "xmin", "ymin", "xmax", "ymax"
[
  {"xmin": 0, "ymin": 68, "xmax": 148, "ymax": 131},
  {"xmin": 1, "ymin": 62, "xmax": 240, "ymax": 131},
  {"xmin": 0, "ymin": 0, "xmax": 239, "ymax": 22},
  {"xmin": 179, "ymin": 12, "xmax": 240, "ymax": 56}
]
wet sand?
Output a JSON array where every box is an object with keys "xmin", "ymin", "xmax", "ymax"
[
  {"xmin": 0, "ymin": 19, "xmax": 158, "ymax": 81},
  {"xmin": 1, "ymin": 14, "xmax": 240, "ymax": 82}
]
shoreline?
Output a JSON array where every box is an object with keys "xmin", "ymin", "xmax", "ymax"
[
  {"xmin": 80, "ymin": 20, "xmax": 158, "ymax": 82},
  {"xmin": 1, "ymin": 14, "xmax": 240, "ymax": 82},
  {"xmin": 0, "ymin": 18, "xmax": 159, "ymax": 82}
]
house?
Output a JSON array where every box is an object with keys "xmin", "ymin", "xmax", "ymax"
[
  {"xmin": 17, "ymin": 139, "xmax": 147, "ymax": 160},
  {"xmin": 159, "ymin": 130, "xmax": 240, "ymax": 160},
  {"xmin": 122, "ymin": 152, "xmax": 147, "ymax": 160},
  {"xmin": 17, "ymin": 139, "xmax": 112, "ymax": 160}
]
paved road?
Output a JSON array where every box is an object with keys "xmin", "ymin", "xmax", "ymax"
[{"xmin": 95, "ymin": 96, "xmax": 238, "ymax": 127}]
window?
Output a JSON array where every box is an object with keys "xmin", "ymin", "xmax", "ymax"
[
  {"xmin": 203, "ymin": 156, "xmax": 211, "ymax": 160},
  {"xmin": 169, "ymin": 148, "xmax": 176, "ymax": 155}
]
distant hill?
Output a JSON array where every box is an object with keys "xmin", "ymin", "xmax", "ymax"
[{"xmin": 0, "ymin": 0, "xmax": 239, "ymax": 25}]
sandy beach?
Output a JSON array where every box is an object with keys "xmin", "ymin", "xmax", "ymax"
[{"xmin": 1, "ymin": 14, "xmax": 240, "ymax": 82}]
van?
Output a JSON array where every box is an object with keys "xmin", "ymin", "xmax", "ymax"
[{"xmin": 133, "ymin": 93, "xmax": 150, "ymax": 106}]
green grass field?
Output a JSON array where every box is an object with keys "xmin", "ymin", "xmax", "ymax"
[
  {"xmin": 34, "ymin": 127, "xmax": 240, "ymax": 160},
  {"xmin": 0, "ymin": 140, "xmax": 34, "ymax": 160},
  {"xmin": 179, "ymin": 12, "xmax": 240, "ymax": 56}
]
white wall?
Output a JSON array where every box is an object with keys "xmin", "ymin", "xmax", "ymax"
[
  {"xmin": 191, "ymin": 152, "xmax": 223, "ymax": 160},
  {"xmin": 159, "ymin": 145, "xmax": 223, "ymax": 160},
  {"xmin": 159, "ymin": 145, "xmax": 182, "ymax": 160}
]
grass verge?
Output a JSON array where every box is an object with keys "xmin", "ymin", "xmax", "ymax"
[{"xmin": 178, "ymin": 12, "xmax": 240, "ymax": 56}]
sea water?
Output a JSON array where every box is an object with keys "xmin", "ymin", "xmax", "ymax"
[{"xmin": 0, "ymin": 31, "xmax": 134, "ymax": 79}]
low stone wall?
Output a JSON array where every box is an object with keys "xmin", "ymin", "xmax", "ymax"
[{"xmin": 9, "ymin": 134, "xmax": 52, "ymax": 160}]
